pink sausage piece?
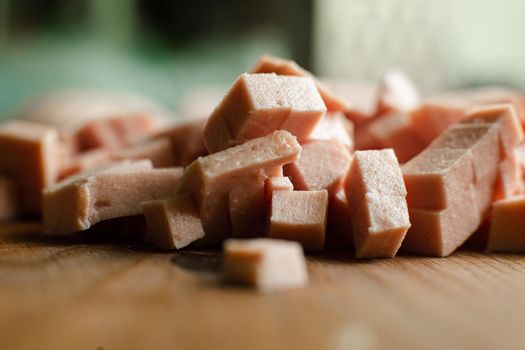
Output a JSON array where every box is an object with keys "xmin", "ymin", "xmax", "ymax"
[
  {"xmin": 456, "ymin": 87, "xmax": 525, "ymax": 125},
  {"xmin": 402, "ymin": 148, "xmax": 475, "ymax": 210},
  {"xmin": 352, "ymin": 192, "xmax": 410, "ymax": 258},
  {"xmin": 44, "ymin": 161, "xmax": 183, "ymax": 234},
  {"xmin": 284, "ymin": 139, "xmax": 351, "ymax": 196},
  {"xmin": 376, "ymin": 69, "xmax": 420, "ymax": 116},
  {"xmin": 494, "ymin": 155, "xmax": 524, "ymax": 200},
  {"xmin": 228, "ymin": 171, "xmax": 267, "ymax": 238},
  {"xmin": 362, "ymin": 112, "xmax": 425, "ymax": 163},
  {"xmin": 113, "ymin": 137, "xmax": 176, "ymax": 168},
  {"xmin": 402, "ymin": 185, "xmax": 481, "ymax": 257},
  {"xmin": 487, "ymin": 195, "xmax": 525, "ymax": 252},
  {"xmin": 516, "ymin": 143, "xmax": 525, "ymax": 175},
  {"xmin": 203, "ymin": 73, "xmax": 325, "ymax": 153},
  {"xmin": 59, "ymin": 148, "xmax": 114, "ymax": 180},
  {"xmin": 0, "ymin": 177, "xmax": 18, "ymax": 221},
  {"xmin": 250, "ymin": 54, "xmax": 349, "ymax": 113},
  {"xmin": 327, "ymin": 188, "xmax": 352, "ymax": 240},
  {"xmin": 264, "ymin": 176, "xmax": 294, "ymax": 204},
  {"xmin": 409, "ymin": 100, "xmax": 471, "ymax": 146},
  {"xmin": 176, "ymin": 130, "xmax": 301, "ymax": 246},
  {"xmin": 320, "ymin": 81, "xmax": 378, "ymax": 123},
  {"xmin": 402, "ymin": 105, "xmax": 518, "ymax": 256},
  {"xmin": 76, "ymin": 114, "xmax": 158, "ymax": 151},
  {"xmin": 268, "ymin": 190, "xmax": 328, "ymax": 252},
  {"xmin": 0, "ymin": 120, "xmax": 60, "ymax": 214},
  {"xmin": 223, "ymin": 238, "xmax": 308, "ymax": 293},
  {"xmin": 153, "ymin": 119, "xmax": 208, "ymax": 167},
  {"xmin": 141, "ymin": 194, "xmax": 205, "ymax": 250},
  {"xmin": 345, "ymin": 149, "xmax": 407, "ymax": 216},
  {"xmin": 426, "ymin": 123, "xmax": 500, "ymax": 215},
  {"xmin": 461, "ymin": 104, "xmax": 523, "ymax": 159},
  {"xmin": 59, "ymin": 137, "xmax": 176, "ymax": 179},
  {"xmin": 309, "ymin": 112, "xmax": 354, "ymax": 150},
  {"xmin": 345, "ymin": 149, "xmax": 410, "ymax": 258}
]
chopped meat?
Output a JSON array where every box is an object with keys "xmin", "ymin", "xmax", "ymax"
[
  {"xmin": 176, "ymin": 130, "xmax": 301, "ymax": 246},
  {"xmin": 284, "ymin": 140, "xmax": 351, "ymax": 196},
  {"xmin": 59, "ymin": 148, "xmax": 114, "ymax": 180},
  {"xmin": 0, "ymin": 177, "xmax": 18, "ymax": 220},
  {"xmin": 327, "ymin": 188, "xmax": 352, "ymax": 239},
  {"xmin": 223, "ymin": 238, "xmax": 308, "ymax": 292},
  {"xmin": 402, "ymin": 104, "xmax": 520, "ymax": 256},
  {"xmin": 0, "ymin": 120, "xmax": 60, "ymax": 214},
  {"xmin": 250, "ymin": 54, "xmax": 349, "ymax": 112},
  {"xmin": 409, "ymin": 99, "xmax": 472, "ymax": 146},
  {"xmin": 320, "ymin": 80, "xmax": 378, "ymax": 123},
  {"xmin": 402, "ymin": 148, "xmax": 475, "ymax": 210},
  {"xmin": 153, "ymin": 119, "xmax": 208, "ymax": 166},
  {"xmin": 376, "ymin": 69, "xmax": 420, "ymax": 116},
  {"xmin": 264, "ymin": 176, "xmax": 294, "ymax": 203},
  {"xmin": 402, "ymin": 185, "xmax": 481, "ymax": 256},
  {"xmin": 309, "ymin": 112, "xmax": 354, "ymax": 150},
  {"xmin": 494, "ymin": 155, "xmax": 524, "ymax": 200},
  {"xmin": 268, "ymin": 190, "xmax": 328, "ymax": 252},
  {"xmin": 425, "ymin": 123, "xmax": 500, "ymax": 214},
  {"xmin": 357, "ymin": 112, "xmax": 425, "ymax": 163},
  {"xmin": 460, "ymin": 104, "xmax": 523, "ymax": 159},
  {"xmin": 487, "ymin": 195, "xmax": 525, "ymax": 252},
  {"xmin": 113, "ymin": 137, "xmax": 175, "ymax": 168},
  {"xmin": 228, "ymin": 171, "xmax": 267, "ymax": 238},
  {"xmin": 345, "ymin": 149, "xmax": 407, "ymax": 216},
  {"xmin": 141, "ymin": 194, "xmax": 205, "ymax": 249},
  {"xmin": 516, "ymin": 143, "xmax": 525, "ymax": 174},
  {"xmin": 352, "ymin": 192, "xmax": 410, "ymax": 258},
  {"xmin": 76, "ymin": 114, "xmax": 158, "ymax": 151},
  {"xmin": 345, "ymin": 149, "xmax": 410, "ymax": 258},
  {"xmin": 203, "ymin": 73, "xmax": 325, "ymax": 153},
  {"xmin": 44, "ymin": 161, "xmax": 183, "ymax": 234}
]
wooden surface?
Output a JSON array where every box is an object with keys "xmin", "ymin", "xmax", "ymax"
[{"xmin": 0, "ymin": 223, "xmax": 524, "ymax": 350}]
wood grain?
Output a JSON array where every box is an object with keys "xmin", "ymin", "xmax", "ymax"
[{"xmin": 0, "ymin": 222, "xmax": 523, "ymax": 350}]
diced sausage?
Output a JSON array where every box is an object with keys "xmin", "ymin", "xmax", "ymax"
[
  {"xmin": 487, "ymin": 195, "xmax": 525, "ymax": 252},
  {"xmin": 176, "ymin": 130, "xmax": 301, "ymax": 246},
  {"xmin": 250, "ymin": 54, "xmax": 350, "ymax": 112},
  {"xmin": 203, "ymin": 73, "xmax": 325, "ymax": 153},
  {"xmin": 376, "ymin": 69, "xmax": 420, "ymax": 116},
  {"xmin": 223, "ymin": 238, "xmax": 308, "ymax": 292},
  {"xmin": 141, "ymin": 194, "xmax": 205, "ymax": 249},
  {"xmin": 402, "ymin": 185, "xmax": 481, "ymax": 257},
  {"xmin": 345, "ymin": 149, "xmax": 410, "ymax": 258},
  {"xmin": 0, "ymin": 177, "xmax": 18, "ymax": 221},
  {"xmin": 228, "ymin": 171, "xmax": 267, "ymax": 238},
  {"xmin": 268, "ymin": 190, "xmax": 328, "ymax": 252},
  {"xmin": 402, "ymin": 148, "xmax": 475, "ymax": 210},
  {"xmin": 44, "ymin": 161, "xmax": 182, "ymax": 234},
  {"xmin": 264, "ymin": 176, "xmax": 294, "ymax": 203},
  {"xmin": 358, "ymin": 112, "xmax": 425, "ymax": 163},
  {"xmin": 284, "ymin": 140, "xmax": 351, "ymax": 196},
  {"xmin": 309, "ymin": 112, "xmax": 354, "ymax": 150},
  {"xmin": 409, "ymin": 99, "xmax": 472, "ymax": 146},
  {"xmin": 76, "ymin": 114, "xmax": 158, "ymax": 151},
  {"xmin": 0, "ymin": 120, "xmax": 60, "ymax": 214},
  {"xmin": 113, "ymin": 137, "xmax": 176, "ymax": 168},
  {"xmin": 153, "ymin": 119, "xmax": 208, "ymax": 166}
]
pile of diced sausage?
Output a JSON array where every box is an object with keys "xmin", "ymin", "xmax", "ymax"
[{"xmin": 1, "ymin": 55, "xmax": 525, "ymax": 291}]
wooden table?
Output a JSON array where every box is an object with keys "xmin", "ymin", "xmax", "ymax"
[{"xmin": 0, "ymin": 222, "xmax": 523, "ymax": 350}]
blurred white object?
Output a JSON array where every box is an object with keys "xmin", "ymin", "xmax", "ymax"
[
  {"xmin": 314, "ymin": 0, "xmax": 449, "ymax": 92},
  {"xmin": 314, "ymin": 0, "xmax": 525, "ymax": 91}
]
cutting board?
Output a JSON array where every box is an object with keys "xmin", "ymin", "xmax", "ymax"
[{"xmin": 0, "ymin": 222, "xmax": 523, "ymax": 350}]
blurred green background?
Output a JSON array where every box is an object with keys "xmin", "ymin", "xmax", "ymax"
[{"xmin": 0, "ymin": 0, "xmax": 523, "ymax": 118}]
